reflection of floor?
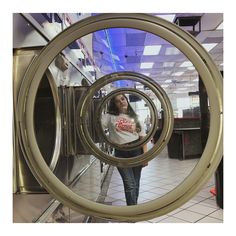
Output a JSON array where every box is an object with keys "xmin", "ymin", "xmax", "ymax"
[
  {"xmin": 47, "ymin": 147, "xmax": 223, "ymax": 223},
  {"xmin": 102, "ymin": 148, "xmax": 223, "ymax": 223}
]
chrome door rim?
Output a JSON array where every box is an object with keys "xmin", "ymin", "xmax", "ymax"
[
  {"xmin": 76, "ymin": 71, "xmax": 173, "ymax": 167},
  {"xmin": 17, "ymin": 13, "xmax": 223, "ymax": 221},
  {"xmin": 16, "ymin": 67, "xmax": 61, "ymax": 173}
]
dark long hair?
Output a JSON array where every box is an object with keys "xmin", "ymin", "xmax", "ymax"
[{"xmin": 107, "ymin": 94, "xmax": 142, "ymax": 132}]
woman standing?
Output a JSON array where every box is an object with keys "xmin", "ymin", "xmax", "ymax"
[{"xmin": 101, "ymin": 94, "xmax": 147, "ymax": 205}]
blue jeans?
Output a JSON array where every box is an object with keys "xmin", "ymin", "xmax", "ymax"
[{"xmin": 115, "ymin": 148, "xmax": 143, "ymax": 205}]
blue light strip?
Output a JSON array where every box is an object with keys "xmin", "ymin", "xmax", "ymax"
[{"xmin": 104, "ymin": 29, "xmax": 117, "ymax": 72}]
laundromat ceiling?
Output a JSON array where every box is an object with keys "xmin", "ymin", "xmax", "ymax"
[
  {"xmin": 91, "ymin": 13, "xmax": 223, "ymax": 91},
  {"xmin": 15, "ymin": 13, "xmax": 223, "ymax": 93}
]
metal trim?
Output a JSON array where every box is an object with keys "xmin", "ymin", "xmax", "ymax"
[
  {"xmin": 96, "ymin": 88, "xmax": 158, "ymax": 150},
  {"xmin": 17, "ymin": 13, "xmax": 223, "ymax": 221},
  {"xmin": 76, "ymin": 73, "xmax": 172, "ymax": 167}
]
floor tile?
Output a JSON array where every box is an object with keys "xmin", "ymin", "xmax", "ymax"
[
  {"xmin": 159, "ymin": 216, "xmax": 190, "ymax": 223},
  {"xmin": 147, "ymin": 215, "xmax": 169, "ymax": 222},
  {"xmin": 208, "ymin": 209, "xmax": 223, "ymax": 220},
  {"xmin": 186, "ymin": 204, "xmax": 216, "ymax": 215},
  {"xmin": 196, "ymin": 216, "xmax": 223, "ymax": 223},
  {"xmin": 101, "ymin": 148, "xmax": 223, "ymax": 223},
  {"xmin": 200, "ymin": 198, "xmax": 219, "ymax": 208},
  {"xmin": 172, "ymin": 210, "xmax": 205, "ymax": 222}
]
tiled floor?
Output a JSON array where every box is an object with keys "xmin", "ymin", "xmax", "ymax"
[
  {"xmin": 103, "ymin": 147, "xmax": 223, "ymax": 223},
  {"xmin": 48, "ymin": 147, "xmax": 223, "ymax": 223}
]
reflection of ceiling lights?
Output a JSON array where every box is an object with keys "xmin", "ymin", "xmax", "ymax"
[
  {"xmin": 187, "ymin": 66, "xmax": 195, "ymax": 70},
  {"xmin": 156, "ymin": 14, "xmax": 176, "ymax": 22},
  {"xmin": 73, "ymin": 49, "xmax": 85, "ymax": 59},
  {"xmin": 142, "ymin": 72, "xmax": 150, "ymax": 76},
  {"xmin": 161, "ymin": 84, "xmax": 169, "ymax": 88},
  {"xmin": 143, "ymin": 45, "xmax": 161, "ymax": 55},
  {"xmin": 102, "ymin": 39, "xmax": 109, "ymax": 48},
  {"xmin": 184, "ymin": 83, "xmax": 195, "ymax": 87},
  {"xmin": 162, "ymin": 71, "xmax": 171, "ymax": 76},
  {"xmin": 163, "ymin": 62, "xmax": 175, "ymax": 67},
  {"xmin": 177, "ymin": 88, "xmax": 188, "ymax": 90},
  {"xmin": 136, "ymin": 84, "xmax": 144, "ymax": 89},
  {"xmin": 84, "ymin": 65, "xmax": 95, "ymax": 72},
  {"xmin": 180, "ymin": 61, "xmax": 193, "ymax": 67},
  {"xmin": 165, "ymin": 47, "xmax": 180, "ymax": 55},
  {"xmin": 112, "ymin": 54, "xmax": 120, "ymax": 61},
  {"xmin": 165, "ymin": 79, "xmax": 172, "ymax": 83},
  {"xmin": 216, "ymin": 22, "xmax": 223, "ymax": 30},
  {"xmin": 202, "ymin": 43, "xmax": 217, "ymax": 52},
  {"xmin": 172, "ymin": 71, "xmax": 184, "ymax": 76},
  {"xmin": 173, "ymin": 90, "xmax": 187, "ymax": 94},
  {"xmin": 140, "ymin": 62, "xmax": 154, "ymax": 69}
]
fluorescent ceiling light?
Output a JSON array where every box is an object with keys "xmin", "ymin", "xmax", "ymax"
[
  {"xmin": 184, "ymin": 83, "xmax": 195, "ymax": 87},
  {"xmin": 165, "ymin": 79, "xmax": 172, "ymax": 83},
  {"xmin": 177, "ymin": 88, "xmax": 187, "ymax": 90},
  {"xmin": 84, "ymin": 65, "xmax": 95, "ymax": 72},
  {"xmin": 136, "ymin": 85, "xmax": 144, "ymax": 89},
  {"xmin": 163, "ymin": 62, "xmax": 175, "ymax": 67},
  {"xmin": 187, "ymin": 66, "xmax": 195, "ymax": 70},
  {"xmin": 202, "ymin": 43, "xmax": 217, "ymax": 52},
  {"xmin": 143, "ymin": 45, "xmax": 161, "ymax": 55},
  {"xmin": 162, "ymin": 71, "xmax": 171, "ymax": 76},
  {"xmin": 142, "ymin": 72, "xmax": 150, "ymax": 76},
  {"xmin": 112, "ymin": 54, "xmax": 120, "ymax": 61},
  {"xmin": 173, "ymin": 91, "xmax": 187, "ymax": 94},
  {"xmin": 216, "ymin": 22, "xmax": 223, "ymax": 30},
  {"xmin": 165, "ymin": 47, "xmax": 180, "ymax": 55},
  {"xmin": 156, "ymin": 14, "xmax": 176, "ymax": 22},
  {"xmin": 172, "ymin": 72, "xmax": 184, "ymax": 76},
  {"xmin": 180, "ymin": 61, "xmax": 193, "ymax": 67},
  {"xmin": 73, "ymin": 49, "xmax": 85, "ymax": 59},
  {"xmin": 140, "ymin": 62, "xmax": 154, "ymax": 69},
  {"xmin": 102, "ymin": 39, "xmax": 109, "ymax": 48},
  {"xmin": 161, "ymin": 84, "xmax": 169, "ymax": 88}
]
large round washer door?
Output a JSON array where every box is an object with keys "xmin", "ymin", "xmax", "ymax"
[{"xmin": 17, "ymin": 13, "xmax": 223, "ymax": 221}]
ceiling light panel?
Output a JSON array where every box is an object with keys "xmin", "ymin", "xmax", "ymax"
[
  {"xmin": 140, "ymin": 62, "xmax": 154, "ymax": 69},
  {"xmin": 84, "ymin": 65, "xmax": 95, "ymax": 72},
  {"xmin": 111, "ymin": 54, "xmax": 120, "ymax": 61},
  {"xmin": 163, "ymin": 62, "xmax": 175, "ymax": 67},
  {"xmin": 173, "ymin": 91, "xmax": 187, "ymax": 94},
  {"xmin": 172, "ymin": 72, "xmax": 184, "ymax": 76},
  {"xmin": 216, "ymin": 22, "xmax": 223, "ymax": 30},
  {"xmin": 202, "ymin": 43, "xmax": 218, "ymax": 52},
  {"xmin": 177, "ymin": 87, "xmax": 188, "ymax": 90},
  {"xmin": 165, "ymin": 47, "xmax": 180, "ymax": 55},
  {"xmin": 73, "ymin": 49, "xmax": 85, "ymax": 59},
  {"xmin": 187, "ymin": 66, "xmax": 195, "ymax": 70},
  {"xmin": 143, "ymin": 45, "xmax": 161, "ymax": 55},
  {"xmin": 184, "ymin": 83, "xmax": 195, "ymax": 87},
  {"xmin": 142, "ymin": 72, "xmax": 150, "ymax": 76},
  {"xmin": 161, "ymin": 84, "xmax": 169, "ymax": 88},
  {"xmin": 162, "ymin": 71, "xmax": 171, "ymax": 76},
  {"xmin": 102, "ymin": 39, "xmax": 109, "ymax": 48},
  {"xmin": 155, "ymin": 14, "xmax": 176, "ymax": 22},
  {"xmin": 180, "ymin": 61, "xmax": 193, "ymax": 67}
]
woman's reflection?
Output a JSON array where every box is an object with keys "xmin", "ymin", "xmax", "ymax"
[{"xmin": 101, "ymin": 94, "xmax": 148, "ymax": 205}]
